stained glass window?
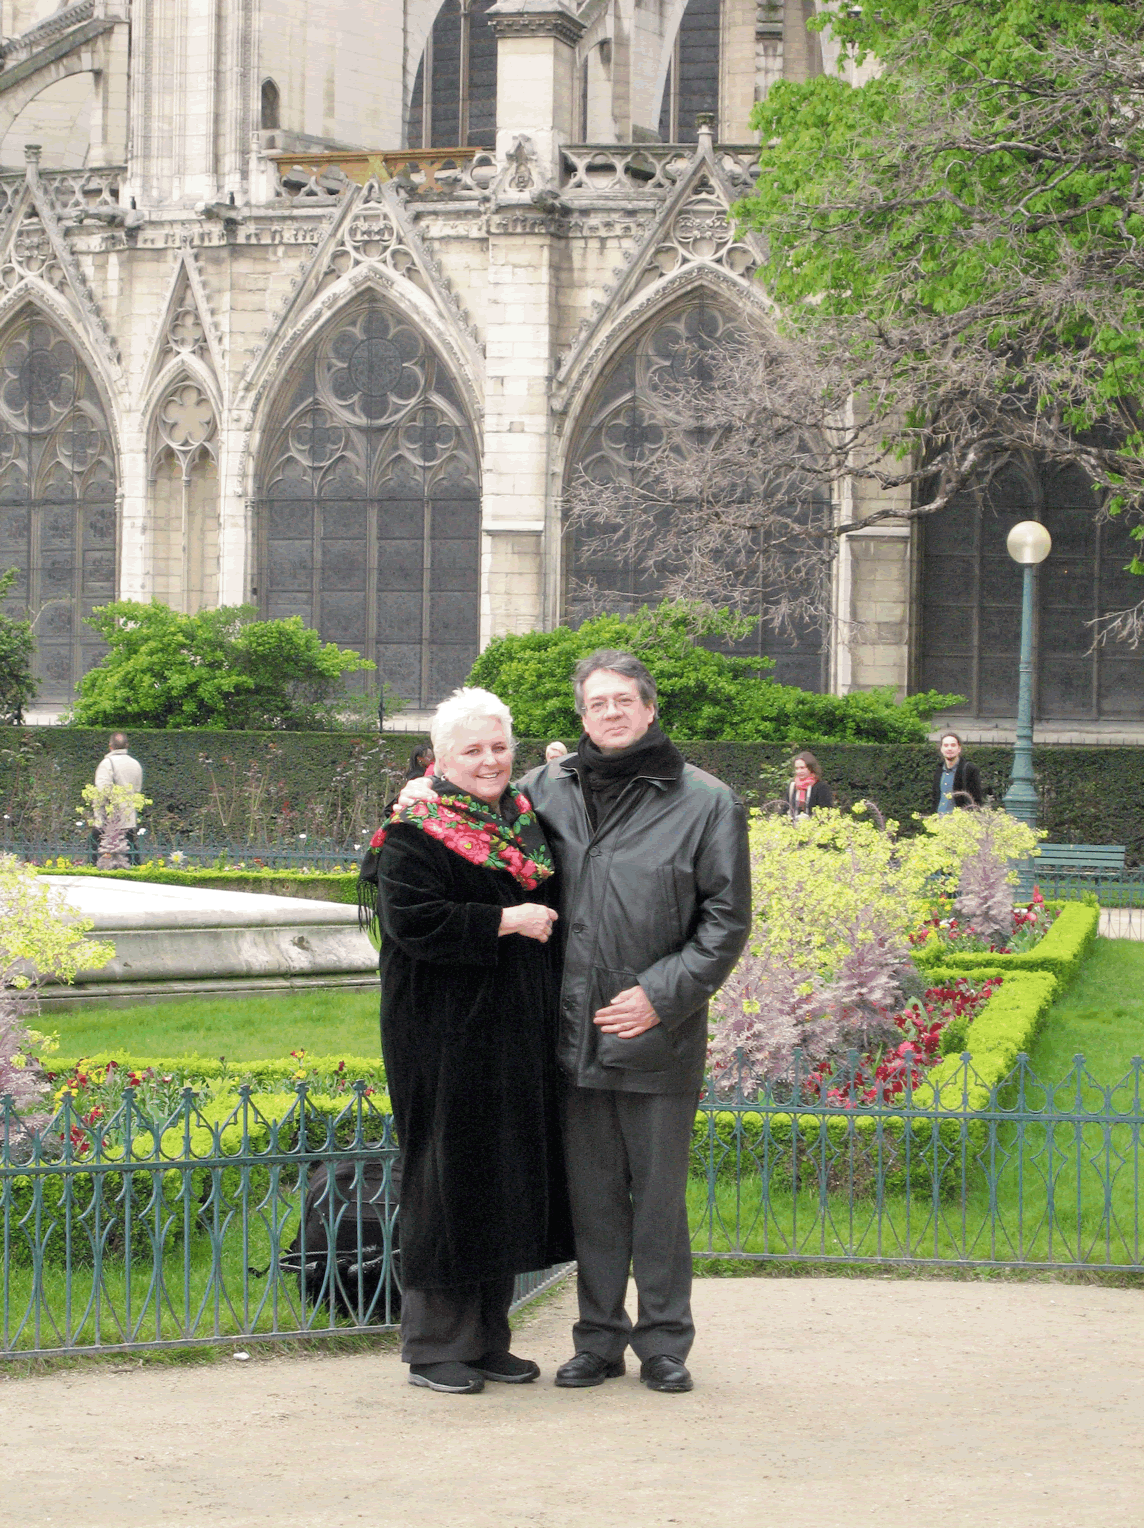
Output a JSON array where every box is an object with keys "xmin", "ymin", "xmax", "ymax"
[
  {"xmin": 0, "ymin": 314, "xmax": 116, "ymax": 704},
  {"xmin": 564, "ymin": 302, "xmax": 829, "ymax": 691},
  {"xmin": 408, "ymin": 0, "xmax": 498, "ymax": 150},
  {"xmin": 255, "ymin": 299, "xmax": 480, "ymax": 708},
  {"xmin": 917, "ymin": 459, "xmax": 1144, "ymax": 720}
]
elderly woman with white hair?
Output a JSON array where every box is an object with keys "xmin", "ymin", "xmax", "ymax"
[{"xmin": 371, "ymin": 686, "xmax": 573, "ymax": 1395}]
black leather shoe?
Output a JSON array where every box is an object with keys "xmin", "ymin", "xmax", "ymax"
[
  {"xmin": 554, "ymin": 1351, "xmax": 626, "ymax": 1388},
  {"xmin": 640, "ymin": 1355, "xmax": 693, "ymax": 1393}
]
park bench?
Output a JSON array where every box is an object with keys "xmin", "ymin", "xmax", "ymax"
[{"xmin": 1018, "ymin": 843, "xmax": 1127, "ymax": 899}]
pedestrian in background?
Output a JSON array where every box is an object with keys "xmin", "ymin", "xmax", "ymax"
[
  {"xmin": 545, "ymin": 740, "xmax": 568, "ymax": 763},
  {"xmin": 89, "ymin": 732, "xmax": 143, "ymax": 865},
  {"xmin": 787, "ymin": 751, "xmax": 832, "ymax": 820},
  {"xmin": 406, "ymin": 743, "xmax": 435, "ymax": 780},
  {"xmin": 930, "ymin": 732, "xmax": 983, "ymax": 814}
]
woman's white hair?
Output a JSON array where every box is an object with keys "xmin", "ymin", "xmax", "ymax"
[{"xmin": 430, "ymin": 686, "xmax": 515, "ymax": 764}]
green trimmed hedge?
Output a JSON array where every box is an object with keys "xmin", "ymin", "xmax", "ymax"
[
  {"xmin": 913, "ymin": 901, "xmax": 1099, "ymax": 985},
  {"xmin": 38, "ymin": 865, "xmax": 359, "ymax": 904},
  {"xmin": 4, "ymin": 726, "xmax": 1144, "ymax": 860},
  {"xmin": 47, "ymin": 1052, "xmax": 387, "ymax": 1091}
]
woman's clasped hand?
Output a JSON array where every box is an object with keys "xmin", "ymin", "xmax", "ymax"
[{"xmin": 499, "ymin": 902, "xmax": 559, "ymax": 941}]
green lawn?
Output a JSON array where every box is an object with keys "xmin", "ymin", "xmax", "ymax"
[
  {"xmin": 1024, "ymin": 937, "xmax": 1144, "ymax": 1086},
  {"xmin": 49, "ymin": 989, "xmax": 381, "ymax": 1062}
]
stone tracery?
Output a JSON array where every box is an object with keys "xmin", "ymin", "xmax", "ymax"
[
  {"xmin": 256, "ymin": 297, "xmax": 479, "ymax": 708},
  {"xmin": 564, "ymin": 300, "xmax": 828, "ymax": 691},
  {"xmin": 0, "ymin": 311, "xmax": 115, "ymax": 701}
]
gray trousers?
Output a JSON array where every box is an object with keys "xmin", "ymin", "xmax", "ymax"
[
  {"xmin": 560, "ymin": 1084, "xmax": 697, "ymax": 1363},
  {"xmin": 401, "ymin": 1274, "xmax": 515, "ymax": 1365}
]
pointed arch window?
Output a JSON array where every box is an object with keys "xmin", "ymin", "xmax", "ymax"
[
  {"xmin": 255, "ymin": 298, "xmax": 480, "ymax": 708},
  {"xmin": 563, "ymin": 300, "xmax": 829, "ymax": 691},
  {"xmin": 408, "ymin": 0, "xmax": 498, "ymax": 149},
  {"xmin": 0, "ymin": 313, "xmax": 116, "ymax": 704},
  {"xmin": 917, "ymin": 459, "xmax": 1144, "ymax": 720},
  {"xmin": 658, "ymin": 0, "xmax": 721, "ymax": 143}
]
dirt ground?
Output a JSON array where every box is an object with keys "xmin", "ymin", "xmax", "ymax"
[{"xmin": 3, "ymin": 1275, "xmax": 1143, "ymax": 1528}]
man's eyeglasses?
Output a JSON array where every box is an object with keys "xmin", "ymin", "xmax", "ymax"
[{"xmin": 585, "ymin": 695, "xmax": 640, "ymax": 716}]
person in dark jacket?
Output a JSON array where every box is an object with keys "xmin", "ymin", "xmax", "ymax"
[
  {"xmin": 930, "ymin": 732, "xmax": 984, "ymax": 814},
  {"xmin": 522, "ymin": 651, "xmax": 750, "ymax": 1394},
  {"xmin": 397, "ymin": 651, "xmax": 751, "ymax": 1394},
  {"xmin": 375, "ymin": 687, "xmax": 573, "ymax": 1395},
  {"xmin": 786, "ymin": 751, "xmax": 833, "ymax": 819}
]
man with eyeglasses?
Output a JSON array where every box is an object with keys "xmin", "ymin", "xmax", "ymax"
[{"xmin": 524, "ymin": 649, "xmax": 751, "ymax": 1394}]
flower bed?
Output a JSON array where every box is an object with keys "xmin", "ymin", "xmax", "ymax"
[
  {"xmin": 910, "ymin": 887, "xmax": 1057, "ymax": 958},
  {"xmin": 912, "ymin": 899, "xmax": 1099, "ymax": 985},
  {"xmin": 803, "ymin": 975, "xmax": 1003, "ymax": 1107},
  {"xmin": 43, "ymin": 1050, "xmax": 388, "ymax": 1148}
]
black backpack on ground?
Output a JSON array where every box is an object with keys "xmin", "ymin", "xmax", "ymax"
[{"xmin": 276, "ymin": 1156, "xmax": 402, "ymax": 1325}]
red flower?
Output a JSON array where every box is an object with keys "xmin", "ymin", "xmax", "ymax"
[{"xmin": 370, "ymin": 827, "xmax": 387, "ymax": 849}]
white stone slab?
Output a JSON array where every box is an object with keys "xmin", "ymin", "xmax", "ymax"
[
  {"xmin": 43, "ymin": 876, "xmax": 362, "ymax": 930},
  {"xmin": 38, "ymin": 876, "xmax": 379, "ymax": 1001}
]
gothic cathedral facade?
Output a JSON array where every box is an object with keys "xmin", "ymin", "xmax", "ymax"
[{"xmin": 0, "ymin": 0, "xmax": 1140, "ymax": 728}]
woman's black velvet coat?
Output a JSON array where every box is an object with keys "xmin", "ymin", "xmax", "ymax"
[{"xmin": 377, "ymin": 821, "xmax": 573, "ymax": 1290}]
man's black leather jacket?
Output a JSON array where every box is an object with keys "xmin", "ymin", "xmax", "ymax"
[{"xmin": 521, "ymin": 753, "xmax": 751, "ymax": 1095}]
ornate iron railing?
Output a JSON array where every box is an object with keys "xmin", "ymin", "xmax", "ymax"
[
  {"xmin": 691, "ymin": 1053, "xmax": 1144, "ymax": 1271},
  {"xmin": 3, "ymin": 837, "xmax": 359, "ymax": 870},
  {"xmin": 4, "ymin": 1051, "xmax": 1144, "ymax": 1358}
]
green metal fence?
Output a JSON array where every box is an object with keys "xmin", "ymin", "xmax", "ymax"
[
  {"xmin": 0, "ymin": 1085, "xmax": 568, "ymax": 1360},
  {"xmin": 4, "ymin": 1053, "xmax": 1144, "ymax": 1359},
  {"xmin": 691, "ymin": 1053, "xmax": 1144, "ymax": 1272}
]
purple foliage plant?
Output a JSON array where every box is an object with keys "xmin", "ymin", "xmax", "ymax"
[{"xmin": 954, "ymin": 819, "xmax": 1014, "ymax": 945}]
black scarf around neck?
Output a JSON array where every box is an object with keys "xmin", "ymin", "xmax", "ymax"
[{"xmin": 574, "ymin": 721, "xmax": 684, "ymax": 829}]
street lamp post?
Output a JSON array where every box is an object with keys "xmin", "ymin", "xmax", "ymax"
[{"xmin": 1003, "ymin": 520, "xmax": 1052, "ymax": 827}]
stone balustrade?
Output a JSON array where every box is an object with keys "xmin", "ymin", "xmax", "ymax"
[
  {"xmin": 0, "ymin": 164, "xmax": 123, "ymax": 217},
  {"xmin": 560, "ymin": 143, "xmax": 765, "ymax": 196},
  {"xmin": 271, "ymin": 149, "xmax": 498, "ymax": 202},
  {"xmin": 271, "ymin": 142, "xmax": 765, "ymax": 204}
]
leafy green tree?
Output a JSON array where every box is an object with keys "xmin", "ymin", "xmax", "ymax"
[
  {"xmin": 467, "ymin": 602, "xmax": 958, "ymax": 742},
  {"xmin": 733, "ymin": 0, "xmax": 1144, "ymax": 637},
  {"xmin": 70, "ymin": 601, "xmax": 374, "ymax": 730},
  {"xmin": 0, "ymin": 568, "xmax": 36, "ymax": 725}
]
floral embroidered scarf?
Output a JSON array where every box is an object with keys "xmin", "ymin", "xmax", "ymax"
[{"xmin": 358, "ymin": 780, "xmax": 554, "ymax": 930}]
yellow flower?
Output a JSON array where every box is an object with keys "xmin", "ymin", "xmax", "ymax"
[{"xmin": 293, "ymin": 1070, "xmax": 307, "ymax": 1082}]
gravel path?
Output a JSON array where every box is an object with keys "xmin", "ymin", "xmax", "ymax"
[{"xmin": 3, "ymin": 1276, "xmax": 1142, "ymax": 1528}]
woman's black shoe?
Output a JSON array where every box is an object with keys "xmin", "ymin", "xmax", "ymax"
[
  {"xmin": 408, "ymin": 1361, "xmax": 485, "ymax": 1393},
  {"xmin": 554, "ymin": 1352, "xmax": 626, "ymax": 1387},
  {"xmin": 474, "ymin": 1351, "xmax": 540, "ymax": 1383}
]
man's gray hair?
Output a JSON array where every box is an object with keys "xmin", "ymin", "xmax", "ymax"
[
  {"xmin": 572, "ymin": 650, "xmax": 657, "ymax": 716},
  {"xmin": 430, "ymin": 686, "xmax": 515, "ymax": 764}
]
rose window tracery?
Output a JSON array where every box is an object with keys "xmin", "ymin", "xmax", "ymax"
[
  {"xmin": 0, "ymin": 313, "xmax": 116, "ymax": 703},
  {"xmin": 257, "ymin": 299, "xmax": 479, "ymax": 708}
]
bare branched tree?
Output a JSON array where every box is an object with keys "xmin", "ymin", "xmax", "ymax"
[{"xmin": 568, "ymin": 12, "xmax": 1144, "ymax": 648}]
